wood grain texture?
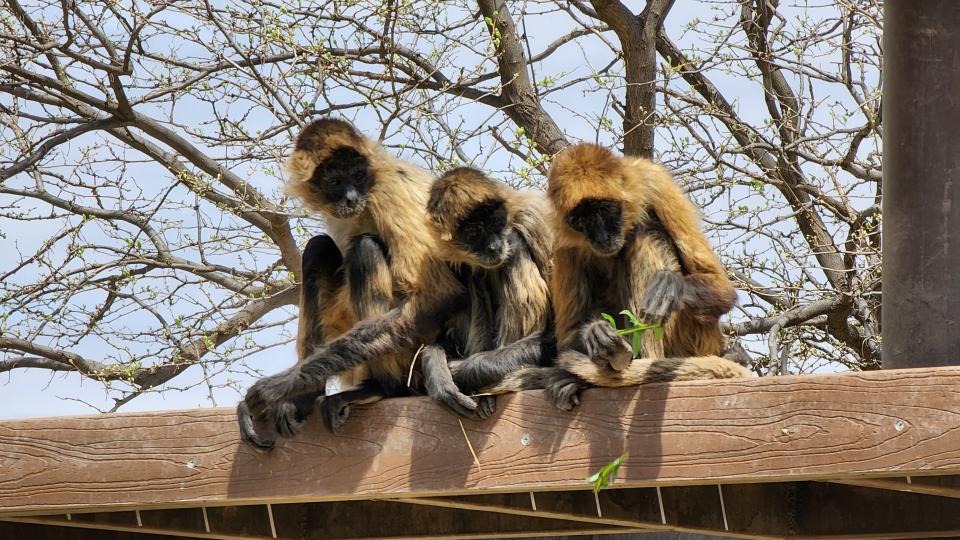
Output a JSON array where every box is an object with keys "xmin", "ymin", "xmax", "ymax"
[{"xmin": 2, "ymin": 367, "xmax": 960, "ymax": 516}]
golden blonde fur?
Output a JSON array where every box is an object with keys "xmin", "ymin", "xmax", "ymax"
[
  {"xmin": 560, "ymin": 354, "xmax": 751, "ymax": 387},
  {"xmin": 285, "ymin": 120, "xmax": 457, "ymax": 300},
  {"xmin": 281, "ymin": 119, "xmax": 464, "ymax": 394},
  {"xmin": 424, "ymin": 167, "xmax": 555, "ymax": 398}
]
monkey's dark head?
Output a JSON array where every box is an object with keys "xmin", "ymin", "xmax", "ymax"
[
  {"xmin": 429, "ymin": 167, "xmax": 514, "ymax": 268},
  {"xmin": 548, "ymin": 143, "xmax": 637, "ymax": 256},
  {"xmin": 285, "ymin": 118, "xmax": 376, "ymax": 219},
  {"xmin": 566, "ymin": 198, "xmax": 625, "ymax": 255},
  {"xmin": 309, "ymin": 146, "xmax": 373, "ymax": 217},
  {"xmin": 453, "ymin": 199, "xmax": 512, "ymax": 268}
]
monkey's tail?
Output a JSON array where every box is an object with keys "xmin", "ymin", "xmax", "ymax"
[
  {"xmin": 475, "ymin": 366, "xmax": 558, "ymax": 394},
  {"xmin": 560, "ymin": 354, "xmax": 752, "ymax": 387},
  {"xmin": 480, "ymin": 354, "xmax": 750, "ymax": 395}
]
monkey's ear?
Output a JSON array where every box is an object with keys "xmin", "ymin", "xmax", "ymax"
[
  {"xmin": 284, "ymin": 150, "xmax": 315, "ymax": 184},
  {"xmin": 425, "ymin": 199, "xmax": 454, "ymax": 241}
]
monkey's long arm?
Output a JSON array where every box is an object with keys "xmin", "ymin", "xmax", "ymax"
[
  {"xmin": 646, "ymin": 168, "xmax": 737, "ymax": 320},
  {"xmin": 243, "ymin": 291, "xmax": 465, "ymax": 416},
  {"xmin": 449, "ymin": 330, "xmax": 556, "ymax": 393}
]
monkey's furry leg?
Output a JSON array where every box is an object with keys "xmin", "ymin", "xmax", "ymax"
[
  {"xmin": 262, "ymin": 233, "xmax": 396, "ymax": 441},
  {"xmin": 240, "ymin": 234, "xmax": 344, "ymax": 449},
  {"xmin": 449, "ymin": 331, "xmax": 556, "ymax": 393},
  {"xmin": 345, "ymin": 234, "xmax": 393, "ymax": 320}
]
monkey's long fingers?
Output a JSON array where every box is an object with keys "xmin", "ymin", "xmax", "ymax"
[
  {"xmin": 437, "ymin": 388, "xmax": 479, "ymax": 418},
  {"xmin": 606, "ymin": 346, "xmax": 633, "ymax": 371},
  {"xmin": 476, "ymin": 395, "xmax": 497, "ymax": 419},
  {"xmin": 550, "ymin": 380, "xmax": 583, "ymax": 411},
  {"xmin": 272, "ymin": 401, "xmax": 305, "ymax": 438},
  {"xmin": 244, "ymin": 367, "xmax": 309, "ymax": 417},
  {"xmin": 237, "ymin": 402, "xmax": 276, "ymax": 451},
  {"xmin": 319, "ymin": 396, "xmax": 352, "ymax": 433}
]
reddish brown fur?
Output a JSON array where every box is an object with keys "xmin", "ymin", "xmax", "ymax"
[{"xmin": 547, "ymin": 142, "xmax": 741, "ymax": 384}]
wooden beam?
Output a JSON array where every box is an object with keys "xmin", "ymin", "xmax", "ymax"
[
  {"xmin": 410, "ymin": 481, "xmax": 960, "ymax": 539},
  {"xmin": 397, "ymin": 487, "xmax": 787, "ymax": 539},
  {"xmin": 796, "ymin": 482, "xmax": 960, "ymax": 538},
  {"xmin": 831, "ymin": 475, "xmax": 960, "ymax": 499},
  {"xmin": 2, "ymin": 367, "xmax": 960, "ymax": 516},
  {"xmin": 3, "ymin": 500, "xmax": 643, "ymax": 539}
]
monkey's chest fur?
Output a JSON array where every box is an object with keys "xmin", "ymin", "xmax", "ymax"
[
  {"xmin": 448, "ymin": 232, "xmax": 550, "ymax": 357},
  {"xmin": 591, "ymin": 225, "xmax": 720, "ymax": 358}
]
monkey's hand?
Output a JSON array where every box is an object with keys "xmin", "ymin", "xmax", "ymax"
[
  {"xmin": 580, "ymin": 320, "xmax": 632, "ymax": 371},
  {"xmin": 422, "ymin": 344, "xmax": 483, "ymax": 418},
  {"xmin": 271, "ymin": 390, "xmax": 325, "ymax": 438},
  {"xmin": 237, "ymin": 401, "xmax": 276, "ymax": 451},
  {"xmin": 433, "ymin": 381, "xmax": 483, "ymax": 419},
  {"xmin": 243, "ymin": 367, "xmax": 303, "ymax": 419},
  {"xmin": 640, "ymin": 270, "xmax": 684, "ymax": 323},
  {"xmin": 317, "ymin": 394, "xmax": 352, "ymax": 433},
  {"xmin": 545, "ymin": 369, "xmax": 587, "ymax": 411},
  {"xmin": 476, "ymin": 395, "xmax": 497, "ymax": 419}
]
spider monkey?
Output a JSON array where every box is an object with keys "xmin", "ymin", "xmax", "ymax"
[
  {"xmin": 239, "ymin": 119, "xmax": 478, "ymax": 446},
  {"xmin": 539, "ymin": 142, "xmax": 750, "ymax": 406},
  {"xmin": 418, "ymin": 167, "xmax": 556, "ymax": 413}
]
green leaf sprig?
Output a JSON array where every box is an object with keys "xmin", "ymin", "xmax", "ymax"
[
  {"xmin": 586, "ymin": 453, "xmax": 628, "ymax": 493},
  {"xmin": 601, "ymin": 309, "xmax": 664, "ymax": 357}
]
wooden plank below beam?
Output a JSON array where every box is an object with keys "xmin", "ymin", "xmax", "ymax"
[
  {"xmin": 396, "ymin": 487, "xmax": 785, "ymax": 539},
  {"xmin": 831, "ymin": 475, "xmax": 960, "ymax": 499},
  {"xmin": 409, "ymin": 481, "xmax": 960, "ymax": 539},
  {"xmin": 796, "ymin": 482, "xmax": 960, "ymax": 538},
  {"xmin": 2, "ymin": 367, "xmax": 960, "ymax": 515},
  {"xmin": 4, "ymin": 500, "xmax": 644, "ymax": 539},
  {"xmin": 0, "ymin": 520, "xmax": 185, "ymax": 540}
]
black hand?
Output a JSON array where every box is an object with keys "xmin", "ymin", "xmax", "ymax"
[
  {"xmin": 581, "ymin": 320, "xmax": 632, "ymax": 371},
  {"xmin": 640, "ymin": 270, "xmax": 684, "ymax": 322}
]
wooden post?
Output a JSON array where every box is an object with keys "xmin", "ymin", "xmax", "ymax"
[{"xmin": 883, "ymin": 1, "xmax": 960, "ymax": 368}]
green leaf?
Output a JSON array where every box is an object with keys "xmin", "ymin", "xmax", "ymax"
[
  {"xmin": 600, "ymin": 312, "xmax": 618, "ymax": 329},
  {"xmin": 631, "ymin": 330, "xmax": 643, "ymax": 357},
  {"xmin": 587, "ymin": 453, "xmax": 628, "ymax": 493},
  {"xmin": 619, "ymin": 309, "xmax": 641, "ymax": 327}
]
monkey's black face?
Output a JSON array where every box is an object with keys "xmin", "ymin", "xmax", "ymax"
[
  {"xmin": 567, "ymin": 198, "xmax": 624, "ymax": 255},
  {"xmin": 311, "ymin": 147, "xmax": 373, "ymax": 218},
  {"xmin": 453, "ymin": 200, "xmax": 511, "ymax": 268}
]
